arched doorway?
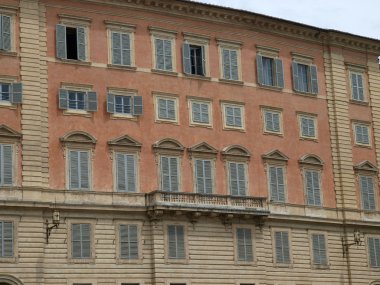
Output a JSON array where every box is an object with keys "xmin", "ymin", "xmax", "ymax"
[{"xmin": 0, "ymin": 275, "xmax": 23, "ymax": 285}]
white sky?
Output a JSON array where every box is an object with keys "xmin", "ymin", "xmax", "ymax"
[{"xmin": 192, "ymin": 0, "xmax": 380, "ymax": 40}]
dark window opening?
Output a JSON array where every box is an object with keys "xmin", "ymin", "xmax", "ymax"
[
  {"xmin": 66, "ymin": 27, "xmax": 78, "ymax": 60},
  {"xmin": 190, "ymin": 45, "xmax": 204, "ymax": 75}
]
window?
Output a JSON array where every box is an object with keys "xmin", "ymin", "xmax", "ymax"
[
  {"xmin": 0, "ymin": 144, "xmax": 13, "ymax": 186},
  {"xmin": 154, "ymin": 37, "xmax": 173, "ymax": 71},
  {"xmin": 368, "ymin": 237, "xmax": 380, "ymax": 267},
  {"xmin": 263, "ymin": 109, "xmax": 282, "ymax": 134},
  {"xmin": 269, "ymin": 165, "xmax": 286, "ymax": 202},
  {"xmin": 183, "ymin": 43, "xmax": 206, "ymax": 76},
  {"xmin": 160, "ymin": 156, "xmax": 180, "ymax": 192},
  {"xmin": 155, "ymin": 96, "xmax": 178, "ymax": 122},
  {"xmin": 111, "ymin": 31, "xmax": 132, "ymax": 66},
  {"xmin": 59, "ymin": 89, "xmax": 98, "ymax": 112},
  {"xmin": 0, "ymin": 14, "xmax": 12, "ymax": 52},
  {"xmin": 236, "ymin": 228, "xmax": 253, "ymax": 262},
  {"xmin": 69, "ymin": 150, "xmax": 90, "ymax": 190},
  {"xmin": 0, "ymin": 221, "xmax": 13, "ymax": 258},
  {"xmin": 299, "ymin": 114, "xmax": 317, "ymax": 139},
  {"xmin": 222, "ymin": 103, "xmax": 245, "ymax": 130},
  {"xmin": 56, "ymin": 24, "xmax": 87, "ymax": 61},
  {"xmin": 350, "ymin": 71, "xmax": 365, "ymax": 102},
  {"xmin": 167, "ymin": 225, "xmax": 185, "ymax": 259},
  {"xmin": 115, "ymin": 153, "xmax": 137, "ymax": 192},
  {"xmin": 274, "ymin": 231, "xmax": 291, "ymax": 264},
  {"xmin": 257, "ymin": 55, "xmax": 284, "ymax": 88},
  {"xmin": 311, "ymin": 233, "xmax": 327, "ymax": 266},
  {"xmin": 190, "ymin": 100, "xmax": 211, "ymax": 126},
  {"xmin": 194, "ymin": 159, "xmax": 213, "ymax": 194},
  {"xmin": 354, "ymin": 123, "xmax": 370, "ymax": 146},
  {"xmin": 360, "ymin": 175, "xmax": 376, "ymax": 211},
  {"xmin": 0, "ymin": 82, "xmax": 22, "ymax": 104},
  {"xmin": 292, "ymin": 62, "xmax": 318, "ymax": 94},
  {"xmin": 228, "ymin": 162, "xmax": 247, "ymax": 196},
  {"xmin": 221, "ymin": 48, "xmax": 239, "ymax": 81},
  {"xmin": 304, "ymin": 169, "xmax": 322, "ymax": 206},
  {"xmin": 119, "ymin": 224, "xmax": 138, "ymax": 260},
  {"xmin": 71, "ymin": 223, "xmax": 91, "ymax": 259},
  {"xmin": 107, "ymin": 94, "xmax": 143, "ymax": 116}
]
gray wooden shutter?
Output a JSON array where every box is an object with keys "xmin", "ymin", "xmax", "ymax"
[
  {"xmin": 237, "ymin": 228, "xmax": 252, "ymax": 262},
  {"xmin": 192, "ymin": 102, "xmax": 201, "ymax": 122},
  {"xmin": 273, "ymin": 113, "xmax": 280, "ymax": 132},
  {"xmin": 163, "ymin": 39, "xmax": 173, "ymax": 71},
  {"xmin": 176, "ymin": 225, "xmax": 185, "ymax": 258},
  {"xmin": 183, "ymin": 43, "xmax": 191, "ymax": 74},
  {"xmin": 81, "ymin": 223, "xmax": 91, "ymax": 258},
  {"xmin": 226, "ymin": 106, "xmax": 234, "ymax": 126},
  {"xmin": 107, "ymin": 93, "xmax": 115, "ymax": 113},
  {"xmin": 121, "ymin": 33, "xmax": 131, "ymax": 66},
  {"xmin": 161, "ymin": 156, "xmax": 170, "ymax": 191},
  {"xmin": 265, "ymin": 112, "xmax": 274, "ymax": 131},
  {"xmin": 79, "ymin": 151, "xmax": 89, "ymax": 190},
  {"xmin": 357, "ymin": 74, "xmax": 364, "ymax": 101},
  {"xmin": 167, "ymin": 99, "xmax": 175, "ymax": 120},
  {"xmin": 69, "ymin": 150, "xmax": 79, "ymax": 189},
  {"xmin": 305, "ymin": 171, "xmax": 314, "ymax": 205},
  {"xmin": 276, "ymin": 167, "xmax": 285, "ymax": 202},
  {"xmin": 56, "ymin": 24, "xmax": 67, "ymax": 59},
  {"xmin": 132, "ymin": 96, "xmax": 143, "ymax": 116},
  {"xmin": 230, "ymin": 50, "xmax": 238, "ymax": 80},
  {"xmin": 275, "ymin": 231, "xmax": 290, "ymax": 264},
  {"xmin": 168, "ymin": 225, "xmax": 177, "ymax": 258},
  {"xmin": 229, "ymin": 162, "xmax": 238, "ymax": 196},
  {"xmin": 2, "ymin": 145, "xmax": 13, "ymax": 186},
  {"xmin": 119, "ymin": 224, "xmax": 128, "ymax": 258},
  {"xmin": 200, "ymin": 103, "xmax": 209, "ymax": 124},
  {"xmin": 292, "ymin": 62, "xmax": 299, "ymax": 92},
  {"xmin": 236, "ymin": 228, "xmax": 245, "ymax": 260},
  {"xmin": 360, "ymin": 176, "xmax": 375, "ymax": 210},
  {"xmin": 116, "ymin": 153, "xmax": 126, "ymax": 191},
  {"xmin": 234, "ymin": 107, "xmax": 242, "ymax": 128},
  {"xmin": 195, "ymin": 159, "xmax": 204, "ymax": 193},
  {"xmin": 120, "ymin": 224, "xmax": 138, "ymax": 259},
  {"xmin": 368, "ymin": 237, "xmax": 380, "ymax": 267},
  {"xmin": 76, "ymin": 27, "xmax": 86, "ymax": 61},
  {"xmin": 126, "ymin": 154, "xmax": 136, "ymax": 192},
  {"xmin": 222, "ymin": 49, "xmax": 230, "ymax": 79},
  {"xmin": 310, "ymin": 65, "xmax": 318, "ymax": 94},
  {"xmin": 237, "ymin": 163, "xmax": 246, "ymax": 196},
  {"xmin": 155, "ymin": 38, "xmax": 164, "ymax": 70},
  {"xmin": 204, "ymin": 160, "xmax": 213, "ymax": 194},
  {"xmin": 10, "ymin": 83, "xmax": 22, "ymax": 104},
  {"xmin": 1, "ymin": 15, "xmax": 11, "ymax": 51},
  {"xmin": 86, "ymin": 91, "xmax": 98, "ymax": 112},
  {"xmin": 256, "ymin": 55, "xmax": 264, "ymax": 85},
  {"xmin": 351, "ymin": 73, "xmax": 358, "ymax": 100},
  {"xmin": 112, "ymin": 32, "xmax": 122, "ymax": 65},
  {"xmin": 169, "ymin": 157, "xmax": 179, "ymax": 192},
  {"xmin": 201, "ymin": 45, "xmax": 206, "ymax": 76},
  {"xmin": 59, "ymin": 89, "xmax": 69, "ymax": 110},
  {"xmin": 71, "ymin": 224, "xmax": 81, "ymax": 258},
  {"xmin": 275, "ymin": 58, "xmax": 284, "ymax": 88},
  {"xmin": 1, "ymin": 222, "xmax": 13, "ymax": 257},
  {"xmin": 158, "ymin": 98, "xmax": 167, "ymax": 119},
  {"xmin": 312, "ymin": 234, "xmax": 326, "ymax": 265}
]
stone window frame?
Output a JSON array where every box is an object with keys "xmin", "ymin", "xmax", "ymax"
[
  {"xmin": 346, "ymin": 63, "xmax": 367, "ymax": 104},
  {"xmin": 309, "ymin": 230, "xmax": 330, "ymax": 269},
  {"xmin": 354, "ymin": 161, "xmax": 378, "ymax": 212},
  {"xmin": 107, "ymin": 87, "xmax": 141, "ymax": 120},
  {"xmin": 256, "ymin": 45, "xmax": 284, "ymax": 90},
  {"xmin": 352, "ymin": 120, "xmax": 372, "ymax": 147},
  {"xmin": 299, "ymin": 154, "xmax": 324, "ymax": 207},
  {"xmin": 0, "ymin": 125, "xmax": 21, "ymax": 188},
  {"xmin": 0, "ymin": 5, "xmax": 18, "ymax": 55},
  {"xmin": 187, "ymin": 96, "xmax": 213, "ymax": 128},
  {"xmin": 108, "ymin": 135, "xmax": 142, "ymax": 193},
  {"xmin": 272, "ymin": 227, "xmax": 293, "ymax": 268},
  {"xmin": 0, "ymin": 216, "xmax": 19, "ymax": 264},
  {"xmin": 154, "ymin": 92, "xmax": 180, "ymax": 125},
  {"xmin": 0, "ymin": 75, "xmax": 20, "ymax": 109},
  {"xmin": 105, "ymin": 20, "xmax": 136, "ymax": 70},
  {"xmin": 366, "ymin": 234, "xmax": 380, "ymax": 269},
  {"xmin": 217, "ymin": 38, "xmax": 243, "ymax": 83},
  {"xmin": 114, "ymin": 220, "xmax": 144, "ymax": 264},
  {"xmin": 163, "ymin": 222, "xmax": 189, "ymax": 264},
  {"xmin": 297, "ymin": 111, "xmax": 318, "ymax": 141},
  {"xmin": 60, "ymin": 131, "xmax": 96, "ymax": 191},
  {"xmin": 291, "ymin": 52, "xmax": 319, "ymax": 96},
  {"xmin": 261, "ymin": 106, "xmax": 283, "ymax": 136},
  {"xmin": 221, "ymin": 101, "xmax": 246, "ymax": 132},
  {"xmin": 233, "ymin": 224, "xmax": 256, "ymax": 265},
  {"xmin": 59, "ymin": 82, "xmax": 95, "ymax": 117}
]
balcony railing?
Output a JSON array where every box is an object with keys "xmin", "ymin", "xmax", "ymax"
[{"xmin": 146, "ymin": 191, "xmax": 269, "ymax": 216}]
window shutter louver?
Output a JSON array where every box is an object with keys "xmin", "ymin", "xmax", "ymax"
[
  {"xmin": 234, "ymin": 107, "xmax": 242, "ymax": 128},
  {"xmin": 225, "ymin": 106, "xmax": 234, "ymax": 126},
  {"xmin": 155, "ymin": 39, "xmax": 165, "ymax": 70},
  {"xmin": 126, "ymin": 154, "xmax": 136, "ymax": 192},
  {"xmin": 169, "ymin": 157, "xmax": 179, "ymax": 192},
  {"xmin": 183, "ymin": 43, "xmax": 191, "ymax": 74},
  {"xmin": 107, "ymin": 93, "xmax": 115, "ymax": 113},
  {"xmin": 273, "ymin": 113, "xmax": 280, "ymax": 131},
  {"xmin": 230, "ymin": 50, "xmax": 239, "ymax": 80},
  {"xmin": 2, "ymin": 145, "xmax": 12, "ymax": 186},
  {"xmin": 292, "ymin": 62, "xmax": 300, "ymax": 91},
  {"xmin": 265, "ymin": 112, "xmax": 273, "ymax": 131},
  {"xmin": 312, "ymin": 171, "xmax": 321, "ymax": 205},
  {"xmin": 237, "ymin": 228, "xmax": 253, "ymax": 262},
  {"xmin": 120, "ymin": 225, "xmax": 138, "ymax": 259},
  {"xmin": 176, "ymin": 226, "xmax": 185, "ymax": 258},
  {"xmin": 119, "ymin": 224, "xmax": 128, "ymax": 258},
  {"xmin": 222, "ymin": 49, "xmax": 231, "ymax": 79},
  {"xmin": 275, "ymin": 58, "xmax": 284, "ymax": 88},
  {"xmin": 56, "ymin": 24, "xmax": 67, "ymax": 59},
  {"xmin": 200, "ymin": 103, "xmax": 209, "ymax": 123},
  {"xmin": 1, "ymin": 222, "xmax": 13, "ymax": 257},
  {"xmin": 161, "ymin": 156, "xmax": 170, "ymax": 191},
  {"xmin": 357, "ymin": 74, "xmax": 364, "ymax": 101},
  {"xmin": 158, "ymin": 98, "xmax": 167, "ymax": 119},
  {"xmin": 275, "ymin": 232, "xmax": 283, "ymax": 263},
  {"xmin": 301, "ymin": 118, "xmax": 308, "ymax": 136},
  {"xmin": 256, "ymin": 55, "xmax": 264, "ymax": 85},
  {"xmin": 360, "ymin": 176, "xmax": 375, "ymax": 210},
  {"xmin": 308, "ymin": 119, "xmax": 315, "ymax": 137},
  {"xmin": 237, "ymin": 163, "xmax": 246, "ymax": 196},
  {"xmin": 10, "ymin": 83, "xmax": 22, "ymax": 104},
  {"xmin": 132, "ymin": 96, "xmax": 143, "ymax": 116},
  {"xmin": 277, "ymin": 167, "xmax": 285, "ymax": 202},
  {"xmin": 269, "ymin": 166, "xmax": 278, "ymax": 201},
  {"xmin": 69, "ymin": 151, "xmax": 79, "ymax": 189},
  {"xmin": 116, "ymin": 153, "xmax": 126, "ymax": 192},
  {"xmin": 0, "ymin": 146, "xmax": 2, "ymax": 185},
  {"xmin": 368, "ymin": 237, "xmax": 380, "ymax": 267},
  {"xmin": 86, "ymin": 91, "xmax": 98, "ymax": 112},
  {"xmin": 192, "ymin": 102, "xmax": 201, "ymax": 122},
  {"xmin": 351, "ymin": 73, "xmax": 358, "ymax": 100},
  {"xmin": 128, "ymin": 225, "xmax": 139, "ymax": 259},
  {"xmin": 310, "ymin": 65, "xmax": 319, "ymax": 94},
  {"xmin": 81, "ymin": 223, "xmax": 91, "ymax": 258},
  {"xmin": 71, "ymin": 224, "xmax": 81, "ymax": 258},
  {"xmin": 59, "ymin": 89, "xmax": 69, "ymax": 109},
  {"xmin": 121, "ymin": 33, "xmax": 131, "ymax": 66},
  {"xmin": 200, "ymin": 45, "xmax": 206, "ymax": 76},
  {"xmin": 112, "ymin": 32, "xmax": 122, "ymax": 65},
  {"xmin": 306, "ymin": 171, "xmax": 314, "ymax": 205},
  {"xmin": 237, "ymin": 228, "xmax": 245, "ymax": 260},
  {"xmin": 282, "ymin": 232, "xmax": 290, "ymax": 263},
  {"xmin": 195, "ymin": 160, "xmax": 204, "ymax": 194},
  {"xmin": 204, "ymin": 160, "xmax": 213, "ymax": 194},
  {"xmin": 164, "ymin": 40, "xmax": 173, "ymax": 71},
  {"xmin": 79, "ymin": 151, "xmax": 89, "ymax": 190},
  {"xmin": 0, "ymin": 16, "xmax": 3, "ymax": 50},
  {"xmin": 1, "ymin": 15, "xmax": 11, "ymax": 51},
  {"xmin": 76, "ymin": 27, "xmax": 86, "ymax": 61},
  {"xmin": 229, "ymin": 162, "xmax": 239, "ymax": 196},
  {"xmin": 167, "ymin": 99, "xmax": 175, "ymax": 120}
]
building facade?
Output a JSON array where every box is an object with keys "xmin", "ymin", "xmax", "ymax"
[{"xmin": 0, "ymin": 0, "xmax": 380, "ymax": 284}]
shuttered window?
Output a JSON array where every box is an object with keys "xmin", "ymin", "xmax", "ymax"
[
  {"xmin": 300, "ymin": 116, "xmax": 316, "ymax": 138},
  {"xmin": 312, "ymin": 234, "xmax": 327, "ymax": 265},
  {"xmin": 351, "ymin": 72, "xmax": 364, "ymax": 102},
  {"xmin": 195, "ymin": 159, "xmax": 213, "ymax": 194},
  {"xmin": 228, "ymin": 162, "xmax": 246, "ymax": 196},
  {"xmin": 0, "ymin": 15, "xmax": 11, "ymax": 51},
  {"xmin": 269, "ymin": 166, "xmax": 285, "ymax": 202},
  {"xmin": 0, "ymin": 144, "xmax": 13, "ymax": 186},
  {"xmin": 354, "ymin": 124, "xmax": 370, "ymax": 145},
  {"xmin": 256, "ymin": 55, "xmax": 284, "ymax": 88},
  {"xmin": 191, "ymin": 101, "xmax": 210, "ymax": 125},
  {"xmin": 360, "ymin": 175, "xmax": 376, "ymax": 211},
  {"xmin": 292, "ymin": 62, "xmax": 318, "ymax": 94},
  {"xmin": 236, "ymin": 228, "xmax": 253, "ymax": 262},
  {"xmin": 69, "ymin": 150, "xmax": 90, "ymax": 190},
  {"xmin": 264, "ymin": 110, "xmax": 281, "ymax": 133},
  {"xmin": 157, "ymin": 97, "xmax": 177, "ymax": 121},
  {"xmin": 155, "ymin": 38, "xmax": 173, "ymax": 71},
  {"xmin": 160, "ymin": 156, "xmax": 180, "ymax": 192},
  {"xmin": 111, "ymin": 31, "xmax": 131, "ymax": 66},
  {"xmin": 56, "ymin": 24, "xmax": 87, "ymax": 61},
  {"xmin": 183, "ymin": 43, "xmax": 205, "ymax": 76},
  {"xmin": 274, "ymin": 231, "xmax": 290, "ymax": 264},
  {"xmin": 305, "ymin": 170, "xmax": 322, "ymax": 206},
  {"xmin": 224, "ymin": 105, "xmax": 243, "ymax": 128},
  {"xmin": 119, "ymin": 224, "xmax": 139, "ymax": 260},
  {"xmin": 116, "ymin": 153, "xmax": 136, "ymax": 192},
  {"xmin": 0, "ymin": 221, "xmax": 13, "ymax": 258},
  {"xmin": 368, "ymin": 237, "xmax": 380, "ymax": 267},
  {"xmin": 71, "ymin": 223, "xmax": 91, "ymax": 259},
  {"xmin": 0, "ymin": 82, "xmax": 23, "ymax": 104},
  {"xmin": 59, "ymin": 89, "xmax": 98, "ymax": 112},
  {"xmin": 222, "ymin": 48, "xmax": 239, "ymax": 81},
  {"xmin": 168, "ymin": 225, "xmax": 185, "ymax": 259},
  {"xmin": 107, "ymin": 94, "xmax": 143, "ymax": 116}
]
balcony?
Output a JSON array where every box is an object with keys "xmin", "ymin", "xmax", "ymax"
[{"xmin": 146, "ymin": 191, "xmax": 269, "ymax": 216}]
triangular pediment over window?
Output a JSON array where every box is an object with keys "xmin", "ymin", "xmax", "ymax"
[
  {"xmin": 262, "ymin": 149, "xmax": 289, "ymax": 162},
  {"xmin": 0, "ymin": 125, "xmax": 22, "ymax": 141},
  {"xmin": 60, "ymin": 131, "xmax": 97, "ymax": 145},
  {"xmin": 188, "ymin": 142, "xmax": 218, "ymax": 154},
  {"xmin": 299, "ymin": 154, "xmax": 323, "ymax": 167},
  {"xmin": 108, "ymin": 134, "xmax": 142, "ymax": 150},
  {"xmin": 354, "ymin": 160, "xmax": 378, "ymax": 173}
]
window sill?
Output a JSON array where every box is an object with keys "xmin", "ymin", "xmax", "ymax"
[
  {"xmin": 300, "ymin": 136, "xmax": 318, "ymax": 142},
  {"xmin": 350, "ymin": 99, "xmax": 369, "ymax": 106},
  {"xmin": 165, "ymin": 258, "xmax": 188, "ymax": 264},
  {"xmin": 293, "ymin": 91, "xmax": 318, "ymax": 98},
  {"xmin": 0, "ymin": 257, "xmax": 17, "ymax": 263},
  {"xmin": 110, "ymin": 113, "xmax": 137, "ymax": 121},
  {"xmin": 184, "ymin": 74, "xmax": 211, "ymax": 81},
  {"xmin": 116, "ymin": 258, "xmax": 143, "ymax": 264},
  {"xmin": 189, "ymin": 123, "xmax": 213, "ymax": 129},
  {"xmin": 155, "ymin": 119, "xmax": 179, "ymax": 125},
  {"xmin": 263, "ymin": 131, "xmax": 283, "ymax": 137},
  {"xmin": 107, "ymin": 64, "xmax": 137, "ymax": 72},
  {"xmin": 235, "ymin": 260, "xmax": 257, "ymax": 266},
  {"xmin": 223, "ymin": 126, "xmax": 245, "ymax": 132},
  {"xmin": 257, "ymin": 83, "xmax": 283, "ymax": 92},
  {"xmin": 56, "ymin": 58, "xmax": 92, "ymax": 66},
  {"xmin": 68, "ymin": 258, "xmax": 95, "ymax": 264},
  {"xmin": 63, "ymin": 109, "xmax": 92, "ymax": 117},
  {"xmin": 0, "ymin": 101, "xmax": 16, "ymax": 109},
  {"xmin": 312, "ymin": 264, "xmax": 330, "ymax": 270},
  {"xmin": 274, "ymin": 263, "xmax": 293, "ymax": 268},
  {"xmin": 151, "ymin": 69, "xmax": 178, "ymax": 77},
  {"xmin": 354, "ymin": 143, "xmax": 372, "ymax": 149},
  {"xmin": 218, "ymin": 78, "xmax": 244, "ymax": 85},
  {"xmin": 0, "ymin": 50, "xmax": 18, "ymax": 57}
]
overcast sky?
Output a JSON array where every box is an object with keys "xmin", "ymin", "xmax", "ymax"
[{"xmin": 192, "ymin": 0, "xmax": 380, "ymax": 40}]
